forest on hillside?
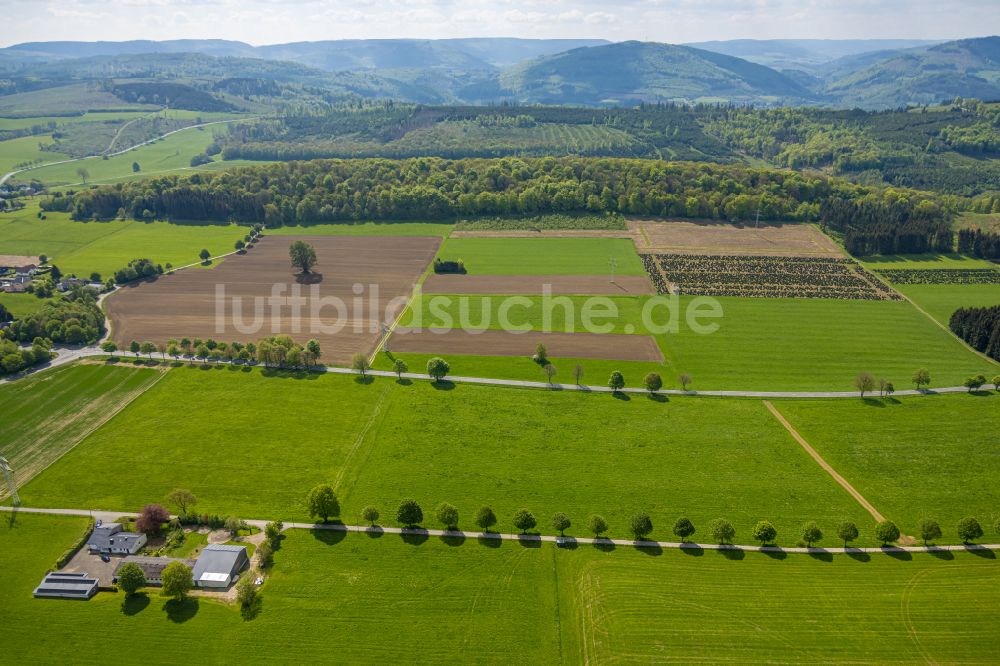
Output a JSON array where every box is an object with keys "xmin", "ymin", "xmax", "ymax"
[{"xmin": 53, "ymin": 156, "xmax": 964, "ymax": 257}]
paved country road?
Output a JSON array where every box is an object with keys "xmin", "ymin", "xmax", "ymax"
[
  {"xmin": 2, "ymin": 506, "xmax": 996, "ymax": 557},
  {"xmin": 0, "ymin": 347, "xmax": 984, "ymax": 398}
]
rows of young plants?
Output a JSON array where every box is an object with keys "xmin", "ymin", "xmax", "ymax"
[
  {"xmin": 875, "ymin": 268, "xmax": 1000, "ymax": 285},
  {"xmin": 641, "ymin": 255, "xmax": 669, "ymax": 294},
  {"xmin": 454, "ymin": 212, "xmax": 626, "ymax": 231},
  {"xmin": 649, "ymin": 254, "xmax": 900, "ymax": 300}
]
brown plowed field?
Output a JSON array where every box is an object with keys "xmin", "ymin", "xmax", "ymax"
[
  {"xmin": 629, "ymin": 219, "xmax": 844, "ymax": 257},
  {"xmin": 422, "ymin": 274, "xmax": 655, "ymax": 295},
  {"xmin": 389, "ymin": 328, "xmax": 664, "ymax": 362},
  {"xmin": 105, "ymin": 235, "xmax": 441, "ymax": 363}
]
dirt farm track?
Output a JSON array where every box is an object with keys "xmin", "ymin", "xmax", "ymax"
[{"xmin": 105, "ymin": 236, "xmax": 441, "ymax": 363}]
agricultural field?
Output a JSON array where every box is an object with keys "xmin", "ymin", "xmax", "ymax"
[
  {"xmin": 434, "ymin": 237, "xmax": 646, "ymax": 275},
  {"xmin": 647, "ymin": 254, "xmax": 899, "ymax": 300},
  {"xmin": 0, "ymin": 83, "xmax": 159, "ymax": 117},
  {"xmin": 3, "ymin": 514, "xmax": 999, "ymax": 663},
  {"xmin": 18, "ymin": 364, "xmax": 873, "ymax": 542},
  {"xmin": 0, "ymin": 134, "xmax": 70, "ymax": 175},
  {"xmin": 956, "ymin": 211, "xmax": 1000, "ymax": 233},
  {"xmin": 421, "ymin": 273, "xmax": 654, "ymax": 295},
  {"xmin": 629, "ymin": 219, "xmax": 844, "ymax": 257},
  {"xmin": 271, "ymin": 221, "xmax": 453, "ymax": 237},
  {"xmin": 898, "ymin": 284, "xmax": 1000, "ymax": 328},
  {"xmin": 394, "ymin": 292, "xmax": 995, "ymax": 390},
  {"xmin": 104, "ymin": 234, "xmax": 441, "ymax": 363},
  {"xmin": 861, "ymin": 253, "xmax": 998, "ymax": 270},
  {"xmin": 18, "ymin": 121, "xmax": 235, "ymax": 187},
  {"xmin": 776, "ymin": 392, "xmax": 1000, "ymax": 535},
  {"xmin": 389, "ymin": 328, "xmax": 664, "ymax": 361},
  {"xmin": 0, "ymin": 363, "xmax": 165, "ymax": 500},
  {"xmin": 0, "ymin": 202, "xmax": 248, "ymax": 278}
]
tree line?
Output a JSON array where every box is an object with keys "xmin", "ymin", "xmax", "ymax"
[
  {"xmin": 949, "ymin": 306, "xmax": 1000, "ymax": 362},
  {"xmin": 61, "ymin": 156, "xmax": 954, "ymax": 257},
  {"xmin": 957, "ymin": 228, "xmax": 1000, "ymax": 260}
]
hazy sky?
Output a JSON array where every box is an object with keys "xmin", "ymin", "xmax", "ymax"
[{"xmin": 2, "ymin": 0, "xmax": 999, "ymax": 46}]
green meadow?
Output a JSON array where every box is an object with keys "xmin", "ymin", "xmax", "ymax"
[
  {"xmin": 861, "ymin": 253, "xmax": 998, "ymax": 270},
  {"xmin": 396, "ymin": 294, "xmax": 996, "ymax": 390},
  {"xmin": 775, "ymin": 392, "xmax": 1000, "ymax": 535},
  {"xmin": 0, "ymin": 202, "xmax": 246, "ymax": 277},
  {"xmin": 0, "ymin": 292, "xmax": 52, "ymax": 317},
  {"xmin": 1, "ymin": 514, "xmax": 998, "ymax": 663},
  {"xmin": 435, "ymin": 237, "xmax": 646, "ymax": 275},
  {"xmin": 896, "ymin": 284, "xmax": 1000, "ymax": 328},
  {"xmin": 0, "ymin": 134, "xmax": 70, "ymax": 174},
  {"xmin": 23, "ymin": 124, "xmax": 222, "ymax": 186},
  {"xmin": 19, "ymin": 364, "xmax": 875, "ymax": 544}
]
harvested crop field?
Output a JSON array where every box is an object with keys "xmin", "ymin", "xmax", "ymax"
[
  {"xmin": 630, "ymin": 219, "xmax": 844, "ymax": 257},
  {"xmin": 389, "ymin": 328, "xmax": 664, "ymax": 362},
  {"xmin": 105, "ymin": 235, "xmax": 441, "ymax": 363},
  {"xmin": 422, "ymin": 273, "xmax": 655, "ymax": 295},
  {"xmin": 0, "ymin": 255, "xmax": 41, "ymax": 268}
]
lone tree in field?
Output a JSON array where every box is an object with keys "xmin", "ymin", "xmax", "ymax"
[
  {"xmin": 709, "ymin": 518, "xmax": 735, "ymax": 545},
  {"xmin": 475, "ymin": 506, "xmax": 498, "ymax": 532},
  {"xmin": 161, "ymin": 561, "xmax": 193, "ymax": 601},
  {"xmin": 837, "ymin": 521, "xmax": 859, "ymax": 547},
  {"xmin": 672, "ymin": 517, "xmax": 695, "ymax": 542},
  {"xmin": 352, "ymin": 353, "xmax": 371, "ymax": 377},
  {"xmin": 574, "ymin": 364, "xmax": 584, "ymax": 386},
  {"xmin": 919, "ymin": 519, "xmax": 942, "ymax": 546},
  {"xmin": 551, "ymin": 512, "xmax": 571, "ymax": 536},
  {"xmin": 199, "ymin": 248, "xmax": 210, "ymax": 263},
  {"xmin": 751, "ymin": 520, "xmax": 777, "ymax": 546},
  {"xmin": 912, "ymin": 368, "xmax": 931, "ymax": 390},
  {"xmin": 608, "ymin": 371, "xmax": 625, "ymax": 393},
  {"xmin": 361, "ymin": 506, "xmax": 380, "ymax": 527},
  {"xmin": 630, "ymin": 513, "xmax": 653, "ymax": 540},
  {"xmin": 76, "ymin": 167, "xmax": 89, "ymax": 184},
  {"xmin": 393, "ymin": 358, "xmax": 408, "ymax": 379},
  {"xmin": 957, "ymin": 516, "xmax": 984, "ymax": 544},
  {"xmin": 289, "ymin": 240, "xmax": 317, "ymax": 274},
  {"xmin": 117, "ymin": 562, "xmax": 146, "ymax": 598},
  {"xmin": 801, "ymin": 521, "xmax": 823, "ymax": 547},
  {"xmin": 588, "ymin": 514, "xmax": 609, "ymax": 538},
  {"xmin": 854, "ymin": 372, "xmax": 875, "ymax": 397},
  {"xmin": 165, "ymin": 489, "xmax": 196, "ymax": 515},
  {"xmin": 396, "ymin": 499, "xmax": 423, "ymax": 527},
  {"xmin": 678, "ymin": 373, "xmax": 692, "ymax": 391},
  {"xmin": 512, "ymin": 509, "xmax": 537, "ymax": 534},
  {"xmin": 436, "ymin": 502, "xmax": 459, "ymax": 530},
  {"xmin": 533, "ymin": 343, "xmax": 548, "ymax": 365},
  {"xmin": 305, "ymin": 484, "xmax": 340, "ymax": 523},
  {"xmin": 427, "ymin": 357, "xmax": 450, "ymax": 382},
  {"xmin": 874, "ymin": 520, "xmax": 900, "ymax": 546},
  {"xmin": 644, "ymin": 372, "xmax": 663, "ymax": 394},
  {"xmin": 132, "ymin": 162, "xmax": 140, "ymax": 173},
  {"xmin": 136, "ymin": 504, "xmax": 170, "ymax": 536}
]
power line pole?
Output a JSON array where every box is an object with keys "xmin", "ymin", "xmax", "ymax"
[
  {"xmin": 609, "ymin": 256, "xmax": 618, "ymax": 283},
  {"xmin": 0, "ymin": 456, "xmax": 19, "ymax": 506}
]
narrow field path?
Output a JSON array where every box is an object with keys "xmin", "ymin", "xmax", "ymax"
[
  {"xmin": 764, "ymin": 400, "xmax": 885, "ymax": 522},
  {"xmin": 3, "ymin": 506, "xmax": 996, "ymax": 556}
]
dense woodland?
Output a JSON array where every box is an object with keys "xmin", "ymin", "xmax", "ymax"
[
  {"xmin": 213, "ymin": 100, "xmax": 1000, "ymax": 197},
  {"xmin": 949, "ymin": 306, "xmax": 1000, "ymax": 362},
  {"xmin": 3, "ymin": 293, "xmax": 104, "ymax": 346},
  {"xmin": 59, "ymin": 156, "xmax": 955, "ymax": 256}
]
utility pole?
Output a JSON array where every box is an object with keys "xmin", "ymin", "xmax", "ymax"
[
  {"xmin": 609, "ymin": 256, "xmax": 618, "ymax": 283},
  {"xmin": 755, "ymin": 208, "xmax": 761, "ymax": 229},
  {"xmin": 0, "ymin": 456, "xmax": 19, "ymax": 506}
]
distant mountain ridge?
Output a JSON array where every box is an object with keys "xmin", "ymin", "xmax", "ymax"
[{"xmin": 3, "ymin": 36, "xmax": 1000, "ymax": 109}]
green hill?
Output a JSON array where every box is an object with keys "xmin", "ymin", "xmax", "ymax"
[
  {"xmin": 500, "ymin": 41, "xmax": 815, "ymax": 106},
  {"xmin": 826, "ymin": 36, "xmax": 1000, "ymax": 108}
]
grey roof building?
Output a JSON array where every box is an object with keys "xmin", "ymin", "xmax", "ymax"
[
  {"xmin": 33, "ymin": 572, "xmax": 99, "ymax": 600},
  {"xmin": 113, "ymin": 556, "xmax": 193, "ymax": 586},
  {"xmin": 86, "ymin": 524, "xmax": 147, "ymax": 555},
  {"xmin": 192, "ymin": 544, "xmax": 249, "ymax": 588}
]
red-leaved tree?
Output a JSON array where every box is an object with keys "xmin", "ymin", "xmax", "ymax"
[{"xmin": 135, "ymin": 504, "xmax": 170, "ymax": 536}]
